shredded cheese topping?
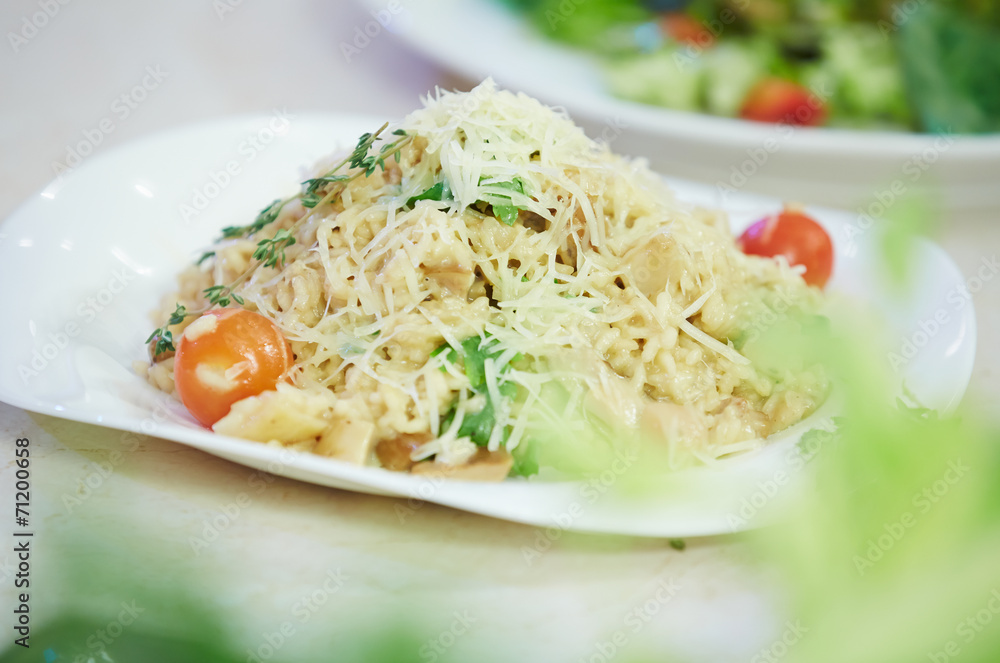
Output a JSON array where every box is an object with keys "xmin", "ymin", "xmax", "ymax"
[{"xmin": 152, "ymin": 79, "xmax": 829, "ymax": 474}]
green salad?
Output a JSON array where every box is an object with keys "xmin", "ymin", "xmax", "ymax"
[{"xmin": 502, "ymin": 0, "xmax": 1000, "ymax": 133}]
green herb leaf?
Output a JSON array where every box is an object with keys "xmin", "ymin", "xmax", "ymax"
[
  {"xmin": 300, "ymin": 174, "xmax": 351, "ymax": 209},
  {"xmin": 476, "ymin": 177, "xmax": 529, "ymax": 226},
  {"xmin": 302, "ymin": 174, "xmax": 350, "ymax": 191},
  {"xmin": 442, "ymin": 398, "xmax": 498, "ymax": 446},
  {"xmin": 406, "ymin": 180, "xmax": 452, "ymax": 208},
  {"xmin": 339, "ymin": 344, "xmax": 364, "ymax": 358},
  {"xmin": 221, "ymin": 198, "xmax": 286, "ymax": 240},
  {"xmin": 203, "ymin": 285, "xmax": 238, "ymax": 308},
  {"xmin": 145, "ymin": 304, "xmax": 189, "ymax": 357},
  {"xmin": 145, "ymin": 329, "xmax": 175, "ymax": 357},
  {"xmin": 434, "ymin": 333, "xmax": 521, "ymax": 448},
  {"xmin": 509, "ymin": 439, "xmax": 539, "ymax": 478},
  {"xmin": 252, "ymin": 229, "xmax": 296, "ymax": 268},
  {"xmin": 492, "ymin": 204, "xmax": 520, "ymax": 226},
  {"xmin": 460, "ymin": 336, "xmax": 492, "ymax": 389},
  {"xmin": 167, "ymin": 304, "xmax": 188, "ymax": 327},
  {"xmin": 430, "ymin": 341, "xmax": 459, "ymax": 370}
]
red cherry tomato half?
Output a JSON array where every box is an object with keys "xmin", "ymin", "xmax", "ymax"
[
  {"xmin": 740, "ymin": 78, "xmax": 826, "ymax": 127},
  {"xmin": 737, "ymin": 208, "xmax": 834, "ymax": 288},
  {"xmin": 660, "ymin": 13, "xmax": 714, "ymax": 48},
  {"xmin": 174, "ymin": 309, "xmax": 294, "ymax": 426}
]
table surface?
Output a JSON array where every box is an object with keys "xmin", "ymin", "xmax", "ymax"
[{"xmin": 1, "ymin": 1, "xmax": 997, "ymax": 660}]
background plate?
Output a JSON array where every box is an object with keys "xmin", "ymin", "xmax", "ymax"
[{"xmin": 363, "ymin": 0, "xmax": 1000, "ymax": 216}]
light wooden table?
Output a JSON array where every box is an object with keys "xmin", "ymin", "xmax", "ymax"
[{"xmin": 1, "ymin": 1, "xmax": 996, "ymax": 661}]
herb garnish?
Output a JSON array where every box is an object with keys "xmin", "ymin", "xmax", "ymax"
[
  {"xmin": 220, "ymin": 198, "xmax": 285, "ymax": 240},
  {"xmin": 145, "ymin": 304, "xmax": 188, "ymax": 358},
  {"xmin": 218, "ymin": 124, "xmax": 410, "ymax": 241},
  {"xmin": 146, "ymin": 124, "xmax": 411, "ymax": 356},
  {"xmin": 252, "ymin": 229, "xmax": 296, "ymax": 268},
  {"xmin": 403, "ymin": 175, "xmax": 530, "ymax": 225},
  {"xmin": 202, "ymin": 285, "xmax": 244, "ymax": 308},
  {"xmin": 406, "ymin": 180, "xmax": 452, "ymax": 208},
  {"xmin": 479, "ymin": 177, "xmax": 528, "ymax": 226},
  {"xmin": 434, "ymin": 334, "xmax": 520, "ymax": 447}
]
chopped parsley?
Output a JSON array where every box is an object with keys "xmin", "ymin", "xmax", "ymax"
[
  {"xmin": 406, "ymin": 179, "xmax": 452, "ymax": 208},
  {"xmin": 475, "ymin": 177, "xmax": 530, "ymax": 226},
  {"xmin": 434, "ymin": 334, "xmax": 520, "ymax": 448}
]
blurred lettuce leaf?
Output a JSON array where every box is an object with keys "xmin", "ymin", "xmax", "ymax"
[{"xmin": 897, "ymin": 3, "xmax": 1000, "ymax": 133}]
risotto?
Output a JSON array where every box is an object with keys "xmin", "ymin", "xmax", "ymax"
[{"xmin": 139, "ymin": 80, "xmax": 829, "ymax": 480}]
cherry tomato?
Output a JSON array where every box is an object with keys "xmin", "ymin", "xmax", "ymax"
[
  {"xmin": 660, "ymin": 13, "xmax": 714, "ymax": 48},
  {"xmin": 174, "ymin": 309, "xmax": 294, "ymax": 426},
  {"xmin": 737, "ymin": 207, "xmax": 834, "ymax": 288},
  {"xmin": 739, "ymin": 78, "xmax": 825, "ymax": 127}
]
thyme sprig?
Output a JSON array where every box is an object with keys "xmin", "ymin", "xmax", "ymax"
[
  {"xmin": 145, "ymin": 304, "xmax": 188, "ymax": 357},
  {"xmin": 220, "ymin": 198, "xmax": 285, "ymax": 240},
  {"xmin": 203, "ymin": 285, "xmax": 244, "ymax": 308},
  {"xmin": 252, "ymin": 229, "xmax": 295, "ymax": 268},
  {"xmin": 217, "ymin": 124, "xmax": 410, "ymax": 237},
  {"xmin": 146, "ymin": 124, "xmax": 410, "ymax": 358}
]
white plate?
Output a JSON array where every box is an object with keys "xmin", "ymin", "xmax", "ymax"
[
  {"xmin": 365, "ymin": 0, "xmax": 1000, "ymax": 215},
  {"xmin": 0, "ymin": 113, "xmax": 976, "ymax": 537}
]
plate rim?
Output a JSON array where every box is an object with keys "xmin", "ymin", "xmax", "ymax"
[{"xmin": 364, "ymin": 0, "xmax": 1000, "ymax": 156}]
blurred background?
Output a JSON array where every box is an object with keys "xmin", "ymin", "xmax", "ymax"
[{"xmin": 1, "ymin": 1, "xmax": 999, "ymax": 661}]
